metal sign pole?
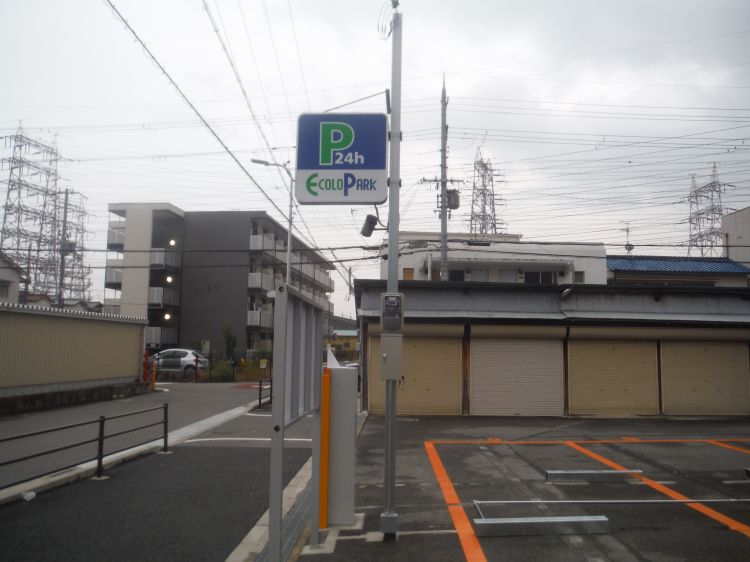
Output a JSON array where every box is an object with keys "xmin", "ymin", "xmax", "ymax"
[
  {"xmin": 268, "ymin": 286, "xmax": 288, "ymax": 562},
  {"xmin": 381, "ymin": 7, "xmax": 402, "ymax": 541}
]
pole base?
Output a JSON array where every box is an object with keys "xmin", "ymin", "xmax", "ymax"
[{"xmin": 380, "ymin": 511, "xmax": 398, "ymax": 538}]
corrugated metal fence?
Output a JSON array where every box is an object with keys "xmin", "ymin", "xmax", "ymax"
[{"xmin": 0, "ymin": 303, "xmax": 146, "ymax": 397}]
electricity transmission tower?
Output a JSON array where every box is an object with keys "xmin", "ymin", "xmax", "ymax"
[
  {"xmin": 469, "ymin": 147, "xmax": 505, "ymax": 235},
  {"xmin": 687, "ymin": 163, "xmax": 731, "ymax": 257},
  {"xmin": 1, "ymin": 129, "xmax": 91, "ymax": 302}
]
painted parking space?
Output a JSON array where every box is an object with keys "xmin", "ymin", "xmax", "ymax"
[{"xmin": 425, "ymin": 436, "xmax": 750, "ymax": 562}]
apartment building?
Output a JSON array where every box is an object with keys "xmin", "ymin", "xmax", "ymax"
[{"xmin": 104, "ymin": 203, "xmax": 334, "ymax": 356}]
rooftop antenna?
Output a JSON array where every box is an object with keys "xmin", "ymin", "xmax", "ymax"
[{"xmin": 620, "ymin": 221, "xmax": 634, "ymax": 255}]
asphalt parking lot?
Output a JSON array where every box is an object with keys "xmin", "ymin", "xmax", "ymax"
[{"xmin": 303, "ymin": 416, "xmax": 750, "ymax": 562}]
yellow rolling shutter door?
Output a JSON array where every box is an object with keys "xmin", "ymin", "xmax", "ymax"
[
  {"xmin": 367, "ymin": 335, "xmax": 462, "ymax": 416},
  {"xmin": 568, "ymin": 340, "xmax": 659, "ymax": 416},
  {"xmin": 662, "ymin": 342, "xmax": 750, "ymax": 415}
]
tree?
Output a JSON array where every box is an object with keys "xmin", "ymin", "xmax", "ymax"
[{"xmin": 222, "ymin": 322, "xmax": 237, "ymax": 358}]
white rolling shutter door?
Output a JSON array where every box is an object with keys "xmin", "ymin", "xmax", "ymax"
[{"xmin": 470, "ymin": 339, "xmax": 563, "ymax": 416}]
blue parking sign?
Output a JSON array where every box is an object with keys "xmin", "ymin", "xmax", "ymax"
[{"xmin": 295, "ymin": 113, "xmax": 388, "ymax": 205}]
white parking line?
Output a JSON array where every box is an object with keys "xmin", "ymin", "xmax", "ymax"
[{"xmin": 183, "ymin": 437, "xmax": 312, "ymax": 443}]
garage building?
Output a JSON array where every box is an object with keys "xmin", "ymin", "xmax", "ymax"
[{"xmin": 356, "ymin": 281, "xmax": 750, "ymax": 417}]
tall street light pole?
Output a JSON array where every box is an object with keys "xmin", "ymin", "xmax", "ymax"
[{"xmin": 251, "ymin": 159, "xmax": 294, "ymax": 286}]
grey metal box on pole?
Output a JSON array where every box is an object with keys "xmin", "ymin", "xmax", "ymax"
[{"xmin": 380, "ymin": 333, "xmax": 403, "ymax": 381}]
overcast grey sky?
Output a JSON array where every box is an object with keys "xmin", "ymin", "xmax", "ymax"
[{"xmin": 2, "ymin": 0, "xmax": 750, "ymax": 316}]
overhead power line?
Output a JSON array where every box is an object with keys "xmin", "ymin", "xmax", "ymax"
[
  {"xmin": 201, "ymin": 0, "xmax": 290, "ymax": 190},
  {"xmin": 102, "ymin": 0, "xmax": 289, "ymax": 225},
  {"xmin": 102, "ymin": 0, "xmax": 356, "ymax": 292},
  {"xmin": 286, "ymin": 0, "xmax": 311, "ymax": 111}
]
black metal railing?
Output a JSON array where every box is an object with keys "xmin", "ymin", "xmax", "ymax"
[
  {"xmin": 0, "ymin": 403, "xmax": 169, "ymax": 489},
  {"xmin": 258, "ymin": 378, "xmax": 273, "ymax": 406}
]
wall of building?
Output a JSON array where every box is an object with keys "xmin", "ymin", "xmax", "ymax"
[
  {"xmin": 180, "ymin": 212, "xmax": 252, "ymax": 356},
  {"xmin": 723, "ymin": 207, "xmax": 750, "ymax": 265},
  {"xmin": 120, "ymin": 206, "xmax": 154, "ymax": 317},
  {"xmin": 608, "ymin": 271, "xmax": 748, "ymax": 288},
  {"xmin": 0, "ymin": 303, "xmax": 146, "ymax": 396},
  {"xmin": 358, "ymin": 281, "xmax": 750, "ymax": 322},
  {"xmin": 380, "ymin": 235, "xmax": 608, "ymax": 285},
  {"xmin": 0, "ymin": 256, "xmax": 21, "ymax": 303}
]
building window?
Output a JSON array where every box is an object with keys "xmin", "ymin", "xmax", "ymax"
[
  {"xmin": 574, "ymin": 271, "xmax": 585, "ymax": 284},
  {"xmin": 524, "ymin": 271, "xmax": 554, "ymax": 285},
  {"xmin": 0, "ymin": 281, "xmax": 8, "ymax": 300},
  {"xmin": 403, "ymin": 267, "xmax": 414, "ymax": 280},
  {"xmin": 448, "ymin": 269, "xmax": 465, "ymax": 282}
]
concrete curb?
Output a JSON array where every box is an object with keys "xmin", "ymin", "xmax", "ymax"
[{"xmin": 0, "ymin": 396, "xmax": 268, "ymax": 506}]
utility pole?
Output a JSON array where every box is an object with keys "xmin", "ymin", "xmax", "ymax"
[
  {"xmin": 420, "ymin": 79, "xmax": 461, "ymax": 280},
  {"xmin": 382, "ymin": 2, "xmax": 401, "ymax": 541},
  {"xmin": 57, "ymin": 188, "xmax": 69, "ymax": 308},
  {"xmin": 439, "ymin": 76, "xmax": 448, "ymax": 281}
]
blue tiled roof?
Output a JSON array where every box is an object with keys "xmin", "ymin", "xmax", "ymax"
[{"xmin": 607, "ymin": 255, "xmax": 750, "ymax": 274}]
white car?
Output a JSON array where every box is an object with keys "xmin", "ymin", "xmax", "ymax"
[{"xmin": 151, "ymin": 348, "xmax": 209, "ymax": 380}]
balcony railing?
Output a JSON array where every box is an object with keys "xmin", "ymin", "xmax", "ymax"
[
  {"xmin": 105, "ymin": 268, "xmax": 123, "ymax": 284},
  {"xmin": 148, "ymin": 287, "xmax": 180, "ymax": 306},
  {"xmin": 247, "ymin": 310, "xmax": 273, "ymax": 328},
  {"xmin": 275, "ymin": 240, "xmax": 287, "ymax": 261},
  {"xmin": 249, "ymin": 234, "xmax": 275, "ymax": 252},
  {"xmin": 145, "ymin": 326, "xmax": 178, "ymax": 347},
  {"xmin": 102, "ymin": 297, "xmax": 121, "ymax": 316},
  {"xmin": 315, "ymin": 268, "xmax": 334, "ymax": 292},
  {"xmin": 107, "ymin": 228, "xmax": 125, "ymax": 247},
  {"xmin": 150, "ymin": 248, "xmax": 180, "ymax": 268},
  {"xmin": 249, "ymin": 339, "xmax": 274, "ymax": 353},
  {"xmin": 248, "ymin": 272, "xmax": 274, "ymax": 292}
]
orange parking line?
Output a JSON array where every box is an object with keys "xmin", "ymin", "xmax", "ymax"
[
  {"xmin": 706, "ymin": 440, "xmax": 750, "ymax": 455},
  {"xmin": 566, "ymin": 441, "xmax": 750, "ymax": 540},
  {"xmin": 431, "ymin": 438, "xmax": 503, "ymax": 445},
  {"xmin": 429, "ymin": 437, "xmax": 750, "ymax": 446},
  {"xmin": 424, "ymin": 441, "xmax": 488, "ymax": 562},
  {"xmin": 424, "ymin": 441, "xmax": 460, "ymax": 506}
]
